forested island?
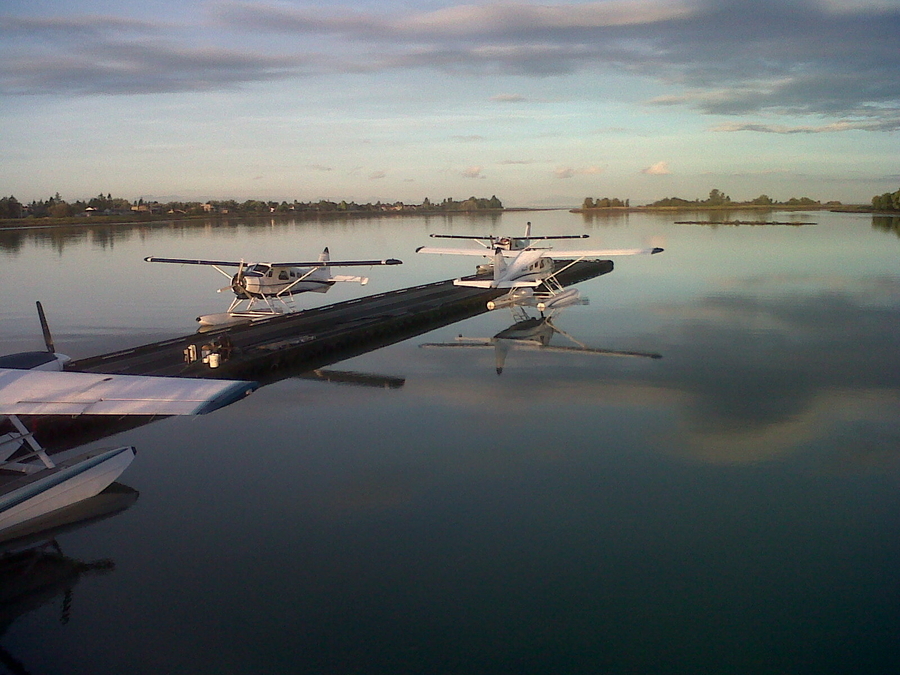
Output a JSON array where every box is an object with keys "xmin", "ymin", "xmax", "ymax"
[
  {"xmin": 0, "ymin": 194, "xmax": 504, "ymax": 225},
  {"xmin": 576, "ymin": 187, "xmax": 900, "ymax": 213},
  {"xmin": 576, "ymin": 189, "xmax": 832, "ymax": 212}
]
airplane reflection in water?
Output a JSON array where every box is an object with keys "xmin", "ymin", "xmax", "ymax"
[
  {"xmin": 0, "ymin": 482, "xmax": 138, "ymax": 673},
  {"xmin": 421, "ymin": 307, "xmax": 661, "ymax": 374}
]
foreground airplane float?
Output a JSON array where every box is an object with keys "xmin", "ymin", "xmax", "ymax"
[
  {"xmin": 145, "ymin": 248, "xmax": 403, "ymax": 327},
  {"xmin": 0, "ymin": 303, "xmax": 257, "ymax": 533},
  {"xmin": 417, "ymin": 223, "xmax": 663, "ymax": 310}
]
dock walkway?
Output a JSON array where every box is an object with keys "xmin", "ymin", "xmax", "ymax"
[{"xmin": 69, "ymin": 261, "xmax": 613, "ymax": 382}]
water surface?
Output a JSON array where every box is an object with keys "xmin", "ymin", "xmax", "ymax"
[{"xmin": 1, "ymin": 210, "xmax": 898, "ymax": 674}]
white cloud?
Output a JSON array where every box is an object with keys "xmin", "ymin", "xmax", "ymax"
[
  {"xmin": 554, "ymin": 165, "xmax": 605, "ymax": 178},
  {"xmin": 491, "ymin": 93, "xmax": 527, "ymax": 103},
  {"xmin": 713, "ymin": 120, "xmax": 900, "ymax": 133},
  {"xmin": 642, "ymin": 161, "xmax": 670, "ymax": 175},
  {"xmin": 461, "ymin": 166, "xmax": 485, "ymax": 178}
]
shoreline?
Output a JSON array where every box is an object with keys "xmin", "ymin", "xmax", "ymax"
[{"xmin": 0, "ymin": 204, "xmax": 888, "ymax": 232}]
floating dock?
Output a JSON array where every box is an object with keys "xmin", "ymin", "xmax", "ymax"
[
  {"xmin": 22, "ymin": 261, "xmax": 612, "ymax": 453},
  {"xmin": 69, "ymin": 261, "xmax": 613, "ymax": 382}
]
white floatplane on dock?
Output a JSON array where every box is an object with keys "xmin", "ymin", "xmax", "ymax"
[
  {"xmin": 144, "ymin": 248, "xmax": 403, "ymax": 327},
  {"xmin": 417, "ymin": 224, "xmax": 663, "ymax": 311}
]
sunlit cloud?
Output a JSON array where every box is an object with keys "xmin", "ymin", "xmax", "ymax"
[
  {"xmin": 713, "ymin": 119, "xmax": 900, "ymax": 133},
  {"xmin": 642, "ymin": 161, "xmax": 670, "ymax": 175},
  {"xmin": 461, "ymin": 166, "xmax": 485, "ymax": 178},
  {"xmin": 491, "ymin": 93, "xmax": 527, "ymax": 103},
  {"xmin": 554, "ymin": 165, "xmax": 604, "ymax": 178}
]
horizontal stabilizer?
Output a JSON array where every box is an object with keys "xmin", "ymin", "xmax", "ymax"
[
  {"xmin": 452, "ymin": 279, "xmax": 495, "ymax": 288},
  {"xmin": 330, "ymin": 275, "xmax": 369, "ymax": 284}
]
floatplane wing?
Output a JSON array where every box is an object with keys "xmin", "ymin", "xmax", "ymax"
[
  {"xmin": 536, "ymin": 247, "xmax": 664, "ymax": 258},
  {"xmin": 0, "ymin": 368, "xmax": 257, "ymax": 417},
  {"xmin": 144, "ymin": 256, "xmax": 402, "ymax": 267},
  {"xmin": 414, "ymin": 246, "xmax": 498, "ymax": 257},
  {"xmin": 415, "ymin": 246, "xmax": 663, "ymax": 258}
]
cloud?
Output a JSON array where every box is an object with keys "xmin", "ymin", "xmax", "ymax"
[
  {"xmin": 307, "ymin": 164, "xmax": 333, "ymax": 172},
  {"xmin": 212, "ymin": 1, "xmax": 697, "ymax": 37},
  {"xmin": 642, "ymin": 161, "xmax": 670, "ymax": 175},
  {"xmin": 0, "ymin": 39, "xmax": 306, "ymax": 95},
  {"xmin": 369, "ymin": 171, "xmax": 386, "ymax": 180},
  {"xmin": 491, "ymin": 93, "xmax": 527, "ymax": 103},
  {"xmin": 554, "ymin": 165, "xmax": 604, "ymax": 178},
  {"xmin": 713, "ymin": 119, "xmax": 900, "ymax": 133},
  {"xmin": 461, "ymin": 166, "xmax": 485, "ymax": 179},
  {"xmin": 2, "ymin": 0, "xmax": 899, "ymax": 129}
]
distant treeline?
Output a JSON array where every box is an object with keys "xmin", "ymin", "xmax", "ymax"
[
  {"xmin": 648, "ymin": 191, "xmax": 823, "ymax": 208},
  {"xmin": 582, "ymin": 197, "xmax": 630, "ymax": 209},
  {"xmin": 578, "ymin": 190, "xmax": 831, "ymax": 210},
  {"xmin": 872, "ymin": 188, "xmax": 900, "ymax": 211},
  {"xmin": 0, "ymin": 193, "xmax": 504, "ymax": 220}
]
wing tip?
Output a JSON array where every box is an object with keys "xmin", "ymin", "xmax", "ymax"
[{"xmin": 193, "ymin": 380, "xmax": 259, "ymax": 415}]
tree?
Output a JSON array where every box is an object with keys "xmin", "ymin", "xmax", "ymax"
[
  {"xmin": 872, "ymin": 189, "xmax": 900, "ymax": 211},
  {"xmin": 0, "ymin": 196, "xmax": 22, "ymax": 219},
  {"xmin": 705, "ymin": 189, "xmax": 730, "ymax": 206},
  {"xmin": 49, "ymin": 201, "xmax": 73, "ymax": 218}
]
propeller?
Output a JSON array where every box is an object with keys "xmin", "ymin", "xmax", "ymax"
[{"xmin": 230, "ymin": 260, "xmax": 248, "ymax": 298}]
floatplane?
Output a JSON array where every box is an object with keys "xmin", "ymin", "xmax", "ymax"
[
  {"xmin": 144, "ymin": 248, "xmax": 402, "ymax": 328},
  {"xmin": 417, "ymin": 223, "xmax": 663, "ymax": 311},
  {"xmin": 0, "ymin": 303, "xmax": 257, "ymax": 534}
]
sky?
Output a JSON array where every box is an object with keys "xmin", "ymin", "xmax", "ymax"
[{"xmin": 2, "ymin": 0, "xmax": 899, "ymax": 207}]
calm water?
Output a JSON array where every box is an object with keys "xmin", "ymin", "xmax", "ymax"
[{"xmin": 1, "ymin": 210, "xmax": 899, "ymax": 674}]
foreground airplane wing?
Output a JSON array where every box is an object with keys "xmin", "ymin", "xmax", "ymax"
[
  {"xmin": 144, "ymin": 257, "xmax": 401, "ymax": 267},
  {"xmin": 0, "ymin": 369, "xmax": 257, "ymax": 416}
]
